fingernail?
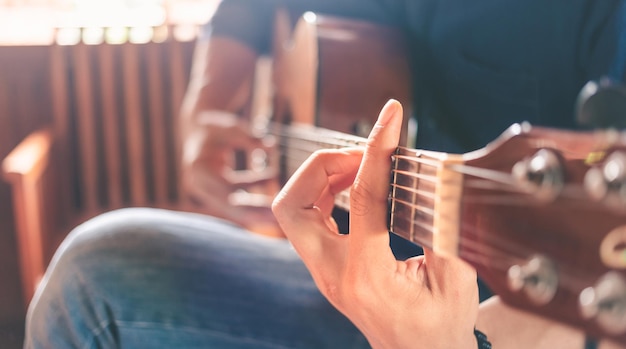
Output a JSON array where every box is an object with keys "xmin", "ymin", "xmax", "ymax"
[{"xmin": 381, "ymin": 99, "xmax": 400, "ymax": 122}]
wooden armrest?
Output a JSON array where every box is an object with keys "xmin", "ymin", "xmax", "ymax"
[
  {"xmin": 2, "ymin": 128, "xmax": 54, "ymax": 183},
  {"xmin": 1, "ymin": 127, "xmax": 55, "ymax": 307}
]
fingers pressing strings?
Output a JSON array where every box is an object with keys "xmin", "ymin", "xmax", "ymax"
[{"xmin": 273, "ymin": 149, "xmax": 363, "ymax": 238}]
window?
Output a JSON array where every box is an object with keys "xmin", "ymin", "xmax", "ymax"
[{"xmin": 0, "ymin": 0, "xmax": 220, "ymax": 44}]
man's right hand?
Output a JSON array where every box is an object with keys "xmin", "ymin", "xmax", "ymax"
[{"xmin": 181, "ymin": 110, "xmax": 282, "ymax": 236}]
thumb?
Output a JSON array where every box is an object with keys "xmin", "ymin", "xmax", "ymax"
[{"xmin": 349, "ymin": 99, "xmax": 404, "ymax": 255}]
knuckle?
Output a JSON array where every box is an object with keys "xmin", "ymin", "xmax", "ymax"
[
  {"xmin": 270, "ymin": 192, "xmax": 287, "ymax": 218},
  {"xmin": 350, "ymin": 178, "xmax": 374, "ymax": 217},
  {"xmin": 310, "ymin": 149, "xmax": 333, "ymax": 163}
]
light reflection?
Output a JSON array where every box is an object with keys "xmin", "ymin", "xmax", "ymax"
[
  {"xmin": 55, "ymin": 27, "xmax": 81, "ymax": 45},
  {"xmin": 2, "ymin": 0, "xmax": 217, "ymax": 45},
  {"xmin": 82, "ymin": 26, "xmax": 104, "ymax": 45},
  {"xmin": 105, "ymin": 27, "xmax": 128, "ymax": 44},
  {"xmin": 173, "ymin": 24, "xmax": 197, "ymax": 42},
  {"xmin": 129, "ymin": 27, "xmax": 154, "ymax": 44},
  {"xmin": 152, "ymin": 25, "xmax": 168, "ymax": 43}
]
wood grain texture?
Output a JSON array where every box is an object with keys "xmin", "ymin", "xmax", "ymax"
[{"xmin": 0, "ymin": 44, "xmax": 53, "ymax": 332}]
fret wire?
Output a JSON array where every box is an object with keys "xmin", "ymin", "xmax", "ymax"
[
  {"xmin": 388, "ymin": 214, "xmax": 434, "ymax": 249},
  {"xmin": 391, "ymin": 169, "xmax": 438, "ymax": 184},
  {"xmin": 390, "ymin": 183, "xmax": 437, "ymax": 200},
  {"xmin": 410, "ymin": 217, "xmax": 435, "ymax": 233},
  {"xmin": 390, "ymin": 197, "xmax": 435, "ymax": 217}
]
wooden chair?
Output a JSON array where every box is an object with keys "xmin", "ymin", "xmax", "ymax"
[{"xmin": 2, "ymin": 31, "xmax": 196, "ymax": 306}]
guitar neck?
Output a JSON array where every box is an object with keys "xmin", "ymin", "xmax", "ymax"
[
  {"xmin": 389, "ymin": 147, "xmax": 464, "ymax": 256},
  {"xmin": 275, "ymin": 122, "xmax": 456, "ymax": 253},
  {"xmin": 276, "ymin": 121, "xmax": 626, "ymax": 342}
]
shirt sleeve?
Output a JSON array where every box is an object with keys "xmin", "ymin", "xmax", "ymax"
[
  {"xmin": 204, "ymin": 0, "xmax": 404, "ymax": 54},
  {"xmin": 207, "ymin": 0, "xmax": 278, "ymax": 54}
]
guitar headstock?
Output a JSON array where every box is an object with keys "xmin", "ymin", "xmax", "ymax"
[{"xmin": 461, "ymin": 124, "xmax": 626, "ymax": 342}]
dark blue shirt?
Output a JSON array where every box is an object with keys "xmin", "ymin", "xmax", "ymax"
[{"xmin": 209, "ymin": 0, "xmax": 625, "ymax": 152}]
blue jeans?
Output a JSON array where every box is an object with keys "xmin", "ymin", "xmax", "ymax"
[{"xmin": 24, "ymin": 208, "xmax": 369, "ymax": 348}]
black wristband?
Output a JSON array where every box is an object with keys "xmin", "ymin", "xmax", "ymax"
[
  {"xmin": 584, "ymin": 336, "xmax": 598, "ymax": 349},
  {"xmin": 474, "ymin": 329, "xmax": 492, "ymax": 349}
]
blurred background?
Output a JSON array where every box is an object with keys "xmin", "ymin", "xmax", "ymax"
[
  {"xmin": 0, "ymin": 0, "xmax": 220, "ymax": 347},
  {"xmin": 0, "ymin": 0, "xmax": 218, "ymax": 44}
]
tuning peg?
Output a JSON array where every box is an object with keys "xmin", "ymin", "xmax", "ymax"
[
  {"xmin": 579, "ymin": 272, "xmax": 626, "ymax": 334},
  {"xmin": 576, "ymin": 77, "xmax": 626, "ymax": 129},
  {"xmin": 507, "ymin": 254, "xmax": 559, "ymax": 305},
  {"xmin": 512, "ymin": 149, "xmax": 564, "ymax": 201},
  {"xmin": 584, "ymin": 151, "xmax": 626, "ymax": 210}
]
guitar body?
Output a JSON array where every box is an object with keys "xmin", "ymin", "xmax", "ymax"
[
  {"xmin": 269, "ymin": 10, "xmax": 413, "ymax": 234},
  {"xmin": 272, "ymin": 9, "xmax": 412, "ymax": 142}
]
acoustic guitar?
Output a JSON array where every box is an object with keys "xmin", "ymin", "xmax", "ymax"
[{"xmin": 270, "ymin": 11, "xmax": 626, "ymax": 343}]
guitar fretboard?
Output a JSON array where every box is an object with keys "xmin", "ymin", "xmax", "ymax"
[{"xmin": 273, "ymin": 122, "xmax": 459, "ymax": 254}]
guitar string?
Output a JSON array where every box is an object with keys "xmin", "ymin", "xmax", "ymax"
[
  {"xmin": 389, "ymin": 213, "xmax": 590, "ymax": 292},
  {"xmin": 391, "ymin": 213, "xmax": 540, "ymax": 283},
  {"xmin": 389, "ymin": 210, "xmax": 530, "ymax": 263},
  {"xmin": 389, "ymin": 182, "xmax": 603, "ymax": 269},
  {"xmin": 370, "ymin": 155, "xmax": 586, "ymax": 291},
  {"xmin": 276, "ymin": 142, "xmax": 598, "ymax": 215},
  {"xmin": 390, "ymin": 177, "xmax": 605, "ymax": 292},
  {"xmin": 459, "ymin": 236, "xmax": 590, "ymax": 292},
  {"xmin": 392, "ymin": 160, "xmax": 593, "ymax": 202},
  {"xmin": 391, "ymin": 169, "xmax": 438, "ymax": 184},
  {"xmin": 387, "ymin": 191, "xmax": 531, "ymax": 268},
  {"xmin": 393, "ymin": 198, "xmax": 531, "ymax": 255},
  {"xmin": 269, "ymin": 127, "xmax": 591, "ymax": 205},
  {"xmin": 390, "ymin": 182, "xmax": 437, "ymax": 200},
  {"xmin": 392, "ymin": 169, "xmax": 599, "ymax": 214},
  {"xmin": 270, "ymin": 126, "xmax": 586, "ymax": 192},
  {"xmin": 270, "ymin": 125, "xmax": 596, "ymax": 291},
  {"xmin": 276, "ymin": 137, "xmax": 599, "ymax": 216},
  {"xmin": 275, "ymin": 132, "xmax": 527, "ymax": 196}
]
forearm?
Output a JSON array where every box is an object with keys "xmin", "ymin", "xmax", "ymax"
[
  {"xmin": 179, "ymin": 35, "xmax": 258, "ymax": 178},
  {"xmin": 180, "ymin": 37, "xmax": 258, "ymax": 131}
]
